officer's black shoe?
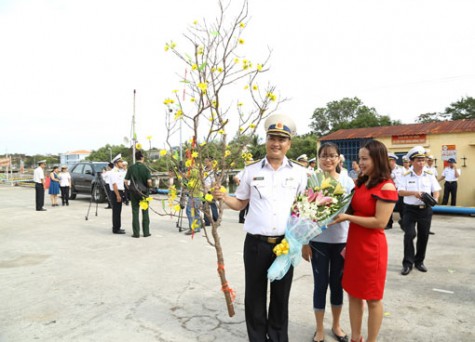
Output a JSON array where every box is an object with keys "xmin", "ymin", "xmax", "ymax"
[
  {"xmin": 428, "ymin": 231, "xmax": 435, "ymax": 235},
  {"xmin": 131, "ymin": 235, "xmax": 140, "ymax": 238},
  {"xmin": 415, "ymin": 263, "xmax": 428, "ymax": 272},
  {"xmin": 401, "ymin": 266, "xmax": 412, "ymax": 276},
  {"xmin": 113, "ymin": 229, "xmax": 126, "ymax": 234}
]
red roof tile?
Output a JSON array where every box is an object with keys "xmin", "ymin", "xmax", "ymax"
[{"xmin": 320, "ymin": 119, "xmax": 475, "ymax": 140}]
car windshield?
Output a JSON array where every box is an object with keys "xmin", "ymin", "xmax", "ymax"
[{"xmin": 93, "ymin": 163, "xmax": 109, "ymax": 173}]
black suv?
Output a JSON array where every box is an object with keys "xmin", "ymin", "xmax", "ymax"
[{"xmin": 70, "ymin": 161, "xmax": 109, "ymax": 202}]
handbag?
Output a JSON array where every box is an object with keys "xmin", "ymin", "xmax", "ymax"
[
  {"xmin": 421, "ymin": 192, "xmax": 437, "ymax": 207},
  {"xmin": 129, "ymin": 177, "xmax": 148, "ymax": 197},
  {"xmin": 44, "ymin": 176, "xmax": 51, "ymax": 189}
]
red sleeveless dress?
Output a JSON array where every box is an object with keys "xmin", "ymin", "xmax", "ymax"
[{"xmin": 342, "ymin": 180, "xmax": 398, "ymax": 300}]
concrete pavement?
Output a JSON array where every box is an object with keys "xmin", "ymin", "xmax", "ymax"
[{"xmin": 0, "ymin": 185, "xmax": 474, "ymax": 341}]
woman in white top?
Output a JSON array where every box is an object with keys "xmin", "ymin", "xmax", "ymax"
[
  {"xmin": 302, "ymin": 142, "xmax": 355, "ymax": 342},
  {"xmin": 59, "ymin": 166, "xmax": 72, "ymax": 206}
]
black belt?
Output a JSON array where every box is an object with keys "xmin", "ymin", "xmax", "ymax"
[
  {"xmin": 406, "ymin": 204, "xmax": 427, "ymax": 209},
  {"xmin": 445, "ymin": 181, "xmax": 457, "ymax": 183},
  {"xmin": 249, "ymin": 234, "xmax": 284, "ymax": 244}
]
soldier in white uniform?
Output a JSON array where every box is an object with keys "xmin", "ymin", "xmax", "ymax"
[
  {"xmin": 34, "ymin": 160, "xmax": 47, "ymax": 211},
  {"xmin": 425, "ymin": 155, "xmax": 438, "ymax": 178},
  {"xmin": 109, "ymin": 154, "xmax": 126, "ymax": 234},
  {"xmin": 438, "ymin": 158, "xmax": 461, "ymax": 206},
  {"xmin": 397, "ymin": 146, "xmax": 441, "ymax": 276},
  {"xmin": 386, "ymin": 153, "xmax": 404, "ymax": 229},
  {"xmin": 214, "ymin": 114, "xmax": 308, "ymax": 342},
  {"xmin": 297, "ymin": 153, "xmax": 309, "ymax": 168}
]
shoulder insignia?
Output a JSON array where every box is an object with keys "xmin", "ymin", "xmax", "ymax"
[
  {"xmin": 290, "ymin": 159, "xmax": 305, "ymax": 167},
  {"xmin": 424, "ymin": 170, "xmax": 433, "ymax": 175},
  {"xmin": 245, "ymin": 159, "xmax": 261, "ymax": 167},
  {"xmin": 403, "ymin": 170, "xmax": 411, "ymax": 176}
]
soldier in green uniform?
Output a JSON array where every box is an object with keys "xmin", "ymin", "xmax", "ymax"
[{"xmin": 125, "ymin": 150, "xmax": 152, "ymax": 238}]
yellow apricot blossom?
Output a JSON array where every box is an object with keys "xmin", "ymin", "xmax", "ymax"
[
  {"xmin": 160, "ymin": 149, "xmax": 167, "ymax": 156},
  {"xmin": 205, "ymin": 193, "xmax": 214, "ymax": 202},
  {"xmin": 197, "ymin": 82, "xmax": 208, "ymax": 93}
]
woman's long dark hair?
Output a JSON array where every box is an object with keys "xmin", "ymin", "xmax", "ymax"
[
  {"xmin": 318, "ymin": 142, "xmax": 341, "ymax": 174},
  {"xmin": 356, "ymin": 140, "xmax": 391, "ymax": 189}
]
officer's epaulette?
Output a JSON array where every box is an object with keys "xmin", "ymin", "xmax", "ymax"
[
  {"xmin": 290, "ymin": 159, "xmax": 305, "ymax": 167},
  {"xmin": 424, "ymin": 170, "xmax": 433, "ymax": 175},
  {"xmin": 245, "ymin": 159, "xmax": 261, "ymax": 167},
  {"xmin": 403, "ymin": 170, "xmax": 412, "ymax": 176}
]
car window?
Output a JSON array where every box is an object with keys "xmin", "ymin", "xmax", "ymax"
[
  {"xmin": 93, "ymin": 163, "xmax": 108, "ymax": 172},
  {"xmin": 71, "ymin": 164, "xmax": 84, "ymax": 174},
  {"xmin": 83, "ymin": 164, "xmax": 93, "ymax": 175}
]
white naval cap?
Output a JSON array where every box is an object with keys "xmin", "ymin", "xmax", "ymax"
[
  {"xmin": 388, "ymin": 152, "xmax": 398, "ymax": 160},
  {"xmin": 308, "ymin": 157, "xmax": 316, "ymax": 163},
  {"xmin": 297, "ymin": 154, "xmax": 308, "ymax": 161},
  {"xmin": 405, "ymin": 146, "xmax": 427, "ymax": 160},
  {"xmin": 264, "ymin": 114, "xmax": 297, "ymax": 139},
  {"xmin": 112, "ymin": 153, "xmax": 123, "ymax": 164}
]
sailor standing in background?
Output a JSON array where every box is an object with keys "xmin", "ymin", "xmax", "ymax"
[
  {"xmin": 34, "ymin": 160, "xmax": 47, "ymax": 211},
  {"xmin": 297, "ymin": 154, "xmax": 309, "ymax": 168},
  {"xmin": 398, "ymin": 146, "xmax": 441, "ymax": 276},
  {"xmin": 386, "ymin": 153, "xmax": 403, "ymax": 229},
  {"xmin": 438, "ymin": 158, "xmax": 461, "ymax": 206},
  {"xmin": 109, "ymin": 154, "xmax": 126, "ymax": 234}
]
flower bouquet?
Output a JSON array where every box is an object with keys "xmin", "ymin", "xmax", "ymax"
[{"xmin": 267, "ymin": 171, "xmax": 354, "ymax": 281}]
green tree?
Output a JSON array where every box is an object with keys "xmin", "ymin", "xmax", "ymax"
[
  {"xmin": 310, "ymin": 97, "xmax": 400, "ymax": 137},
  {"xmin": 445, "ymin": 96, "xmax": 475, "ymax": 120},
  {"xmin": 287, "ymin": 134, "xmax": 317, "ymax": 160},
  {"xmin": 415, "ymin": 112, "xmax": 449, "ymax": 123},
  {"xmin": 86, "ymin": 144, "xmax": 131, "ymax": 163}
]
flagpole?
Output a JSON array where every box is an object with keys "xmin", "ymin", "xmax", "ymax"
[{"xmin": 132, "ymin": 89, "xmax": 136, "ymax": 164}]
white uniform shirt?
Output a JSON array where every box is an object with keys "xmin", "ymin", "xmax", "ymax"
[
  {"xmin": 312, "ymin": 173, "xmax": 354, "ymax": 243},
  {"xmin": 235, "ymin": 157, "xmax": 308, "ymax": 236},
  {"xmin": 441, "ymin": 166, "xmax": 461, "ymax": 182},
  {"xmin": 391, "ymin": 165, "xmax": 404, "ymax": 189},
  {"xmin": 59, "ymin": 172, "xmax": 71, "ymax": 187},
  {"xmin": 204, "ymin": 169, "xmax": 215, "ymax": 191},
  {"xmin": 33, "ymin": 166, "xmax": 45, "ymax": 183},
  {"xmin": 398, "ymin": 168, "xmax": 441, "ymax": 205},
  {"xmin": 109, "ymin": 168, "xmax": 125, "ymax": 191},
  {"xmin": 424, "ymin": 165, "xmax": 438, "ymax": 178}
]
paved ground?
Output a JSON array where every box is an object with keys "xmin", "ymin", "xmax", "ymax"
[{"xmin": 0, "ymin": 185, "xmax": 474, "ymax": 342}]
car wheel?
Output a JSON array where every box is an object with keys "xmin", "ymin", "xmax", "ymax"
[
  {"xmin": 92, "ymin": 184, "xmax": 106, "ymax": 203},
  {"xmin": 70, "ymin": 186, "xmax": 77, "ymax": 200}
]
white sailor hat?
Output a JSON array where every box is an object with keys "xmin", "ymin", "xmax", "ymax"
[
  {"xmin": 427, "ymin": 155, "xmax": 434, "ymax": 160},
  {"xmin": 402, "ymin": 156, "xmax": 410, "ymax": 162},
  {"xmin": 297, "ymin": 154, "xmax": 308, "ymax": 161},
  {"xmin": 37, "ymin": 160, "xmax": 46, "ymax": 165},
  {"xmin": 308, "ymin": 157, "xmax": 316, "ymax": 163},
  {"xmin": 264, "ymin": 114, "xmax": 296, "ymax": 139},
  {"xmin": 405, "ymin": 146, "xmax": 427, "ymax": 160},
  {"xmin": 112, "ymin": 154, "xmax": 123, "ymax": 164},
  {"xmin": 388, "ymin": 152, "xmax": 398, "ymax": 160}
]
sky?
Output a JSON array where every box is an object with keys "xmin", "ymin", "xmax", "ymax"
[{"xmin": 1, "ymin": 0, "xmax": 475, "ymax": 156}]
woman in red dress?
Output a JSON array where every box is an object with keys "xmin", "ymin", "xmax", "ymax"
[{"xmin": 330, "ymin": 140, "xmax": 398, "ymax": 342}]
